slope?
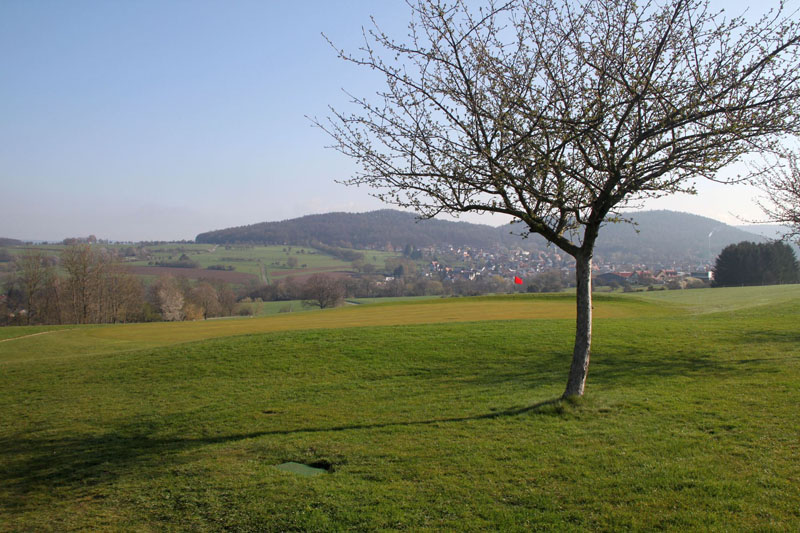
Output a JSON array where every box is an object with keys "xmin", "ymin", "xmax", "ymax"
[{"xmin": 196, "ymin": 209, "xmax": 766, "ymax": 264}]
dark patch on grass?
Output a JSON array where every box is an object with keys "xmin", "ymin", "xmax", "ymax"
[{"xmin": 307, "ymin": 459, "xmax": 333, "ymax": 471}]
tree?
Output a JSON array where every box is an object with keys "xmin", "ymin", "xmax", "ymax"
[
  {"xmin": 188, "ymin": 282, "xmax": 221, "ymax": 319},
  {"xmin": 61, "ymin": 243, "xmax": 106, "ymax": 324},
  {"xmin": 754, "ymin": 148, "xmax": 800, "ymax": 243},
  {"xmin": 303, "ymin": 274, "xmax": 346, "ymax": 309},
  {"xmin": 154, "ymin": 275, "xmax": 185, "ymax": 321},
  {"xmin": 319, "ymin": 0, "xmax": 800, "ymax": 397},
  {"xmin": 714, "ymin": 241, "xmax": 799, "ymax": 286},
  {"xmin": 14, "ymin": 250, "xmax": 54, "ymax": 324},
  {"xmin": 103, "ymin": 263, "xmax": 144, "ymax": 324},
  {"xmin": 526, "ymin": 270, "xmax": 564, "ymax": 294},
  {"xmin": 103, "ymin": 265, "xmax": 145, "ymax": 323}
]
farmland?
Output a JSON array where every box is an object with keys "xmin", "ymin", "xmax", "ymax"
[
  {"xmin": 123, "ymin": 244, "xmax": 397, "ymax": 283},
  {"xmin": 0, "ymin": 243, "xmax": 402, "ymax": 287},
  {"xmin": 1, "ymin": 286, "xmax": 799, "ymax": 530}
]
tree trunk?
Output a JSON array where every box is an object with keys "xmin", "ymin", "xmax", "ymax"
[{"xmin": 564, "ymin": 253, "xmax": 593, "ymax": 398}]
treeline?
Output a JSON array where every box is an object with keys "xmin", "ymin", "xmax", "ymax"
[
  {"xmin": 151, "ymin": 254, "xmax": 199, "ymax": 268},
  {"xmin": 310, "ymin": 241, "xmax": 364, "ymax": 262},
  {"xmin": 1, "ymin": 244, "xmax": 237, "ymax": 326},
  {"xmin": 713, "ymin": 241, "xmax": 799, "ymax": 287},
  {"xmin": 0, "ymin": 238, "xmax": 23, "ymax": 247},
  {"xmin": 243, "ymin": 269, "xmax": 567, "ymax": 308}
]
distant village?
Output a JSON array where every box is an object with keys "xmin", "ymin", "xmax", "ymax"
[{"xmin": 414, "ymin": 244, "xmax": 714, "ymax": 289}]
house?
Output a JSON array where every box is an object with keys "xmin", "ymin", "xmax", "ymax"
[
  {"xmin": 654, "ymin": 269, "xmax": 679, "ymax": 281},
  {"xmin": 595, "ymin": 272, "xmax": 629, "ymax": 285}
]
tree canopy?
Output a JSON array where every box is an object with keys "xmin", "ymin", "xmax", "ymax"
[
  {"xmin": 713, "ymin": 240, "xmax": 799, "ymax": 287},
  {"xmin": 319, "ymin": 0, "xmax": 800, "ymax": 397},
  {"xmin": 755, "ymin": 148, "xmax": 800, "ymax": 243}
]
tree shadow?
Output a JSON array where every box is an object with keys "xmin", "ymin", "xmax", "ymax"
[
  {"xmin": 453, "ymin": 342, "xmax": 782, "ymax": 391},
  {"xmin": 0, "ymin": 398, "xmax": 563, "ymax": 508},
  {"xmin": 588, "ymin": 346, "xmax": 782, "ymax": 388}
]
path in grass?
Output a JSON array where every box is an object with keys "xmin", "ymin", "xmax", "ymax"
[
  {"xmin": 0, "ymin": 325, "xmax": 73, "ymax": 342},
  {"xmin": 0, "ymin": 330, "xmax": 63, "ymax": 343}
]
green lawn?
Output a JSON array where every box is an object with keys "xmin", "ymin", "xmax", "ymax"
[{"xmin": 1, "ymin": 288, "xmax": 798, "ymax": 530}]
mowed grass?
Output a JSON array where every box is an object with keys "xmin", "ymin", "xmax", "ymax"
[
  {"xmin": 0, "ymin": 294, "xmax": 657, "ymax": 365},
  {"xmin": 1, "ymin": 288, "xmax": 799, "ymax": 530}
]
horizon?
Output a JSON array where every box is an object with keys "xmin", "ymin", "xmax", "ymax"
[
  {"xmin": 0, "ymin": 0, "xmax": 788, "ymax": 242},
  {"xmin": 2, "ymin": 207, "xmax": 789, "ymax": 244}
]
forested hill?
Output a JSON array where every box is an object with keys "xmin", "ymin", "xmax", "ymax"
[
  {"xmin": 0, "ymin": 238, "xmax": 23, "ymax": 246},
  {"xmin": 196, "ymin": 210, "xmax": 536, "ymax": 250},
  {"xmin": 595, "ymin": 210, "xmax": 767, "ymax": 263},
  {"xmin": 196, "ymin": 209, "xmax": 766, "ymax": 262}
]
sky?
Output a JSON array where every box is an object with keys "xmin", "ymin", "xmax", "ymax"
[{"xmin": 0, "ymin": 0, "xmax": 795, "ymax": 241}]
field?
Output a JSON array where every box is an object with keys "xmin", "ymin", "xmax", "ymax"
[
  {"xmin": 1, "ymin": 286, "xmax": 799, "ymax": 530},
  {"xmin": 124, "ymin": 244, "xmax": 398, "ymax": 283},
  {"xmin": 0, "ymin": 243, "xmax": 402, "ymax": 286}
]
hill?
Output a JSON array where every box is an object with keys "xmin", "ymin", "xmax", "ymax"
[
  {"xmin": 595, "ymin": 210, "xmax": 767, "ymax": 264},
  {"xmin": 0, "ymin": 237, "xmax": 23, "ymax": 246},
  {"xmin": 197, "ymin": 209, "xmax": 766, "ymax": 263},
  {"xmin": 196, "ymin": 209, "xmax": 535, "ymax": 251}
]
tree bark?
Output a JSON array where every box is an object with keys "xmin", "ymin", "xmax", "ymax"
[{"xmin": 564, "ymin": 253, "xmax": 593, "ymax": 398}]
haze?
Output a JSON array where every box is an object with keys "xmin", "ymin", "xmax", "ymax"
[{"xmin": 0, "ymin": 0, "xmax": 780, "ymax": 241}]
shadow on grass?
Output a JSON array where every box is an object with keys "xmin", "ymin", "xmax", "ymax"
[
  {"xmin": 464, "ymin": 345, "xmax": 781, "ymax": 392},
  {"xmin": 0, "ymin": 398, "xmax": 563, "ymax": 508},
  {"xmin": 586, "ymin": 339, "xmax": 786, "ymax": 387}
]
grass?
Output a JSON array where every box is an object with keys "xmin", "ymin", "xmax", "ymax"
[
  {"xmin": 234, "ymin": 295, "xmax": 440, "ymax": 317},
  {"xmin": 2, "ymin": 243, "xmax": 404, "ymax": 287},
  {"xmin": 627, "ymin": 283, "xmax": 800, "ymax": 313},
  {"xmin": 127, "ymin": 244, "xmax": 398, "ymax": 278},
  {"xmin": 0, "ymin": 294, "xmax": 658, "ymax": 365},
  {"xmin": 1, "ymin": 288, "xmax": 799, "ymax": 530}
]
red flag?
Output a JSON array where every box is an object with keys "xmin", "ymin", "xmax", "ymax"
[{"xmin": 514, "ymin": 276, "xmax": 523, "ymax": 285}]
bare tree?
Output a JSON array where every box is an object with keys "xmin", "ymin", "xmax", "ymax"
[
  {"xmin": 188, "ymin": 282, "xmax": 221, "ymax": 319},
  {"xmin": 755, "ymin": 148, "xmax": 800, "ymax": 243},
  {"xmin": 103, "ymin": 263, "xmax": 145, "ymax": 323},
  {"xmin": 14, "ymin": 250, "xmax": 54, "ymax": 324},
  {"xmin": 61, "ymin": 243, "xmax": 106, "ymax": 324},
  {"xmin": 215, "ymin": 282, "xmax": 238, "ymax": 316},
  {"xmin": 303, "ymin": 274, "xmax": 346, "ymax": 309},
  {"xmin": 318, "ymin": 0, "xmax": 800, "ymax": 397}
]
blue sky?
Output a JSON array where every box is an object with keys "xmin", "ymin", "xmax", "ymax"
[{"xmin": 0, "ymin": 0, "xmax": 792, "ymax": 241}]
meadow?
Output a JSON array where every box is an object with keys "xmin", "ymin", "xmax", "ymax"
[
  {"xmin": 0, "ymin": 243, "xmax": 401, "ymax": 287},
  {"xmin": 125, "ymin": 244, "xmax": 398, "ymax": 282},
  {"xmin": 1, "ymin": 286, "xmax": 798, "ymax": 531}
]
